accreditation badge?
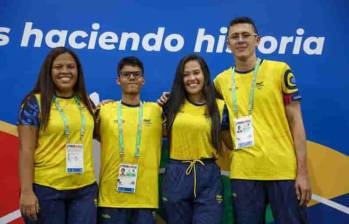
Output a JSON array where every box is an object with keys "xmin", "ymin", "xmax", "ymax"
[
  {"xmin": 117, "ymin": 163, "xmax": 138, "ymax": 193},
  {"xmin": 234, "ymin": 116, "xmax": 254, "ymax": 149},
  {"xmin": 66, "ymin": 143, "xmax": 84, "ymax": 173}
]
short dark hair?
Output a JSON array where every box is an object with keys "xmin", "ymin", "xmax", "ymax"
[
  {"xmin": 228, "ymin": 16, "xmax": 258, "ymax": 34},
  {"xmin": 117, "ymin": 56, "xmax": 144, "ymax": 76}
]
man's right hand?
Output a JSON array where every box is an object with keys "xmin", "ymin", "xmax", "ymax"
[
  {"xmin": 20, "ymin": 191, "xmax": 39, "ymax": 221},
  {"xmin": 98, "ymin": 99, "xmax": 114, "ymax": 106},
  {"xmin": 157, "ymin": 91, "xmax": 170, "ymax": 107}
]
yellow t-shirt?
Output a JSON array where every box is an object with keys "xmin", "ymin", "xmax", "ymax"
[
  {"xmin": 214, "ymin": 59, "xmax": 300, "ymax": 180},
  {"xmin": 170, "ymin": 99, "xmax": 225, "ymax": 160},
  {"xmin": 19, "ymin": 94, "xmax": 96, "ymax": 190},
  {"xmin": 98, "ymin": 101, "xmax": 162, "ymax": 208}
]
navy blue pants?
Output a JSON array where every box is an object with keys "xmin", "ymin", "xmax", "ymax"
[
  {"xmin": 231, "ymin": 179, "xmax": 308, "ymax": 224},
  {"xmin": 24, "ymin": 182, "xmax": 98, "ymax": 224},
  {"xmin": 162, "ymin": 159, "xmax": 224, "ymax": 224},
  {"xmin": 98, "ymin": 207, "xmax": 155, "ymax": 224}
]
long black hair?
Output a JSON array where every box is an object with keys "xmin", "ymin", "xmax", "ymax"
[
  {"xmin": 166, "ymin": 54, "xmax": 222, "ymax": 153},
  {"xmin": 21, "ymin": 47, "xmax": 94, "ymax": 130}
]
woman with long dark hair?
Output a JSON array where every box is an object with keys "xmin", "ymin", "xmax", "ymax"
[
  {"xmin": 17, "ymin": 47, "xmax": 97, "ymax": 224},
  {"xmin": 162, "ymin": 54, "xmax": 231, "ymax": 224}
]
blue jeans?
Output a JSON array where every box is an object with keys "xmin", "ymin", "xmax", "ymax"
[{"xmin": 24, "ymin": 182, "xmax": 98, "ymax": 224}]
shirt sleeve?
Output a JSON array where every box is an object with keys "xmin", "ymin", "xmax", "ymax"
[
  {"xmin": 17, "ymin": 95, "xmax": 40, "ymax": 127},
  {"xmin": 221, "ymin": 104, "xmax": 230, "ymax": 130},
  {"xmin": 282, "ymin": 66, "xmax": 302, "ymax": 104}
]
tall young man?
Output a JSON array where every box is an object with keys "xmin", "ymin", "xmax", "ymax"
[
  {"xmin": 97, "ymin": 56, "xmax": 163, "ymax": 224},
  {"xmin": 214, "ymin": 17, "xmax": 311, "ymax": 224}
]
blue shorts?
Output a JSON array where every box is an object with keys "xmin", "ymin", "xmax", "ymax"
[
  {"xmin": 24, "ymin": 182, "xmax": 98, "ymax": 224},
  {"xmin": 162, "ymin": 159, "xmax": 223, "ymax": 224},
  {"xmin": 231, "ymin": 179, "xmax": 308, "ymax": 224},
  {"xmin": 98, "ymin": 207, "xmax": 155, "ymax": 224}
]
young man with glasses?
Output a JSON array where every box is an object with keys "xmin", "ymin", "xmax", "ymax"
[
  {"xmin": 214, "ymin": 17, "xmax": 311, "ymax": 224},
  {"xmin": 96, "ymin": 56, "xmax": 163, "ymax": 224}
]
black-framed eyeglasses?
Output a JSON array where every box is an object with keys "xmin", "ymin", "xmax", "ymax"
[
  {"xmin": 119, "ymin": 71, "xmax": 143, "ymax": 79},
  {"xmin": 229, "ymin": 32, "xmax": 258, "ymax": 41}
]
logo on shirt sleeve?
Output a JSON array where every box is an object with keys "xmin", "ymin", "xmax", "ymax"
[{"xmin": 284, "ymin": 69, "xmax": 297, "ymax": 90}]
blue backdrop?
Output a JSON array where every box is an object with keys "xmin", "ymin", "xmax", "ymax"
[{"xmin": 0, "ymin": 1, "xmax": 348, "ymax": 223}]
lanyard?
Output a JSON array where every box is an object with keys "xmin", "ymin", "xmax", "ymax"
[
  {"xmin": 231, "ymin": 58, "xmax": 261, "ymax": 117},
  {"xmin": 117, "ymin": 101, "xmax": 144, "ymax": 158},
  {"xmin": 53, "ymin": 96, "xmax": 86, "ymax": 142}
]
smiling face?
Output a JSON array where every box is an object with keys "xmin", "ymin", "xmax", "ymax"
[
  {"xmin": 227, "ymin": 23, "xmax": 260, "ymax": 62},
  {"xmin": 117, "ymin": 65, "xmax": 144, "ymax": 95},
  {"xmin": 182, "ymin": 60, "xmax": 205, "ymax": 101},
  {"xmin": 51, "ymin": 53, "xmax": 78, "ymax": 97}
]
